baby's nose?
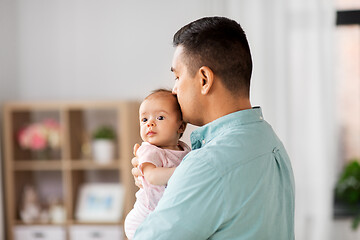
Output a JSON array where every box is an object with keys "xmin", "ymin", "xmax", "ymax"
[{"xmin": 147, "ymin": 121, "xmax": 155, "ymax": 127}]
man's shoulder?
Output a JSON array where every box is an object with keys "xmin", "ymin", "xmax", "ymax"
[
  {"xmin": 186, "ymin": 122, "xmax": 283, "ymax": 175},
  {"xmin": 181, "ymin": 142, "xmax": 237, "ymax": 179}
]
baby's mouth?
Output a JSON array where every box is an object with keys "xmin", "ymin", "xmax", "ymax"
[{"xmin": 147, "ymin": 131, "xmax": 156, "ymax": 136}]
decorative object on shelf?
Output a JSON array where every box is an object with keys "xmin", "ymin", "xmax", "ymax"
[
  {"xmin": 48, "ymin": 198, "xmax": 66, "ymax": 224},
  {"xmin": 335, "ymin": 159, "xmax": 360, "ymax": 230},
  {"xmin": 39, "ymin": 209, "xmax": 50, "ymax": 223},
  {"xmin": 76, "ymin": 183, "xmax": 124, "ymax": 222},
  {"xmin": 92, "ymin": 126, "xmax": 116, "ymax": 164},
  {"xmin": 20, "ymin": 185, "xmax": 41, "ymax": 224},
  {"xmin": 81, "ymin": 132, "xmax": 92, "ymax": 159},
  {"xmin": 17, "ymin": 118, "xmax": 61, "ymax": 159}
]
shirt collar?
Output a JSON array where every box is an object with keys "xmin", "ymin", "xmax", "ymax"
[{"xmin": 190, "ymin": 107, "xmax": 264, "ymax": 150}]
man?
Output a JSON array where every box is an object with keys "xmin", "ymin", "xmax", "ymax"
[{"xmin": 132, "ymin": 16, "xmax": 295, "ymax": 239}]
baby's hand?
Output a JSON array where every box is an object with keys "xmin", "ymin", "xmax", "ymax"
[{"xmin": 131, "ymin": 143, "xmax": 143, "ymax": 188}]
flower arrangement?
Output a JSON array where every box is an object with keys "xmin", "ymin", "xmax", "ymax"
[{"xmin": 18, "ymin": 119, "xmax": 61, "ymax": 151}]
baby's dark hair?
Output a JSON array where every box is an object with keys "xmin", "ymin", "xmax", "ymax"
[{"xmin": 145, "ymin": 88, "xmax": 185, "ymax": 138}]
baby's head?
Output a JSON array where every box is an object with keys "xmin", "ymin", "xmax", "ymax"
[{"xmin": 139, "ymin": 89, "xmax": 186, "ymax": 149}]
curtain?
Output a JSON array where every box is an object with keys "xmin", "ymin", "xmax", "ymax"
[{"xmin": 213, "ymin": 0, "xmax": 337, "ymax": 239}]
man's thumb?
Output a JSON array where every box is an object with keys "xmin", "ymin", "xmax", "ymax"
[{"xmin": 133, "ymin": 143, "xmax": 140, "ymax": 157}]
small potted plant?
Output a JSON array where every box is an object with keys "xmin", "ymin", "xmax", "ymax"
[
  {"xmin": 92, "ymin": 126, "xmax": 116, "ymax": 164},
  {"xmin": 335, "ymin": 159, "xmax": 360, "ymax": 230}
]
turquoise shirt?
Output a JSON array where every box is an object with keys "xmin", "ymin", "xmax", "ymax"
[{"xmin": 134, "ymin": 107, "xmax": 295, "ymax": 240}]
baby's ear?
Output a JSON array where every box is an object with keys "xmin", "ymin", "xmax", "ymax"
[{"xmin": 178, "ymin": 122, "xmax": 187, "ymax": 134}]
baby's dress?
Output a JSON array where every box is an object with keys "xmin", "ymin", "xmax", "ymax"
[{"xmin": 124, "ymin": 141, "xmax": 190, "ymax": 239}]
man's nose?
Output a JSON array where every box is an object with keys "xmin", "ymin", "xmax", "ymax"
[{"xmin": 172, "ymin": 85, "xmax": 177, "ymax": 95}]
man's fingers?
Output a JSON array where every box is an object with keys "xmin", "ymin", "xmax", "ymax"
[
  {"xmin": 131, "ymin": 167, "xmax": 140, "ymax": 177},
  {"xmin": 132, "ymin": 167, "xmax": 142, "ymax": 177},
  {"xmin": 131, "ymin": 157, "xmax": 139, "ymax": 168},
  {"xmin": 131, "ymin": 143, "xmax": 142, "ymax": 188},
  {"xmin": 133, "ymin": 143, "xmax": 140, "ymax": 157},
  {"xmin": 135, "ymin": 180, "xmax": 143, "ymax": 189},
  {"xmin": 132, "ymin": 167, "xmax": 143, "ymax": 188}
]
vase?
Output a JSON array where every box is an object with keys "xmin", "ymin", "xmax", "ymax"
[
  {"xmin": 32, "ymin": 148, "xmax": 51, "ymax": 160},
  {"xmin": 31, "ymin": 148, "xmax": 60, "ymax": 160},
  {"xmin": 92, "ymin": 140, "xmax": 115, "ymax": 164}
]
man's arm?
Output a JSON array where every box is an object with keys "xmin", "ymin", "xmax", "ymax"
[
  {"xmin": 133, "ymin": 154, "xmax": 224, "ymax": 239},
  {"xmin": 141, "ymin": 163, "xmax": 176, "ymax": 186}
]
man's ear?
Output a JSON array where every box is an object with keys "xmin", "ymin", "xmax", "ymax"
[
  {"xmin": 198, "ymin": 66, "xmax": 214, "ymax": 95},
  {"xmin": 178, "ymin": 122, "xmax": 187, "ymax": 134}
]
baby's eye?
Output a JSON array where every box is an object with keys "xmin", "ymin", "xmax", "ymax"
[
  {"xmin": 157, "ymin": 116, "xmax": 164, "ymax": 120},
  {"xmin": 141, "ymin": 118, "xmax": 148, "ymax": 123}
]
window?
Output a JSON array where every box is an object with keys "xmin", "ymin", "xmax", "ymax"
[{"xmin": 336, "ymin": 5, "xmax": 360, "ymax": 165}]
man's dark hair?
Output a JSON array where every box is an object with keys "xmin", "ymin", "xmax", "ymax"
[{"xmin": 173, "ymin": 16, "xmax": 252, "ymax": 97}]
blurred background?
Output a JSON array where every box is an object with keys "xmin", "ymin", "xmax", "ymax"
[{"xmin": 0, "ymin": 0, "xmax": 359, "ymax": 239}]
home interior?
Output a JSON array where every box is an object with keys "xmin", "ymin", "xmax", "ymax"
[{"xmin": 0, "ymin": 0, "xmax": 359, "ymax": 240}]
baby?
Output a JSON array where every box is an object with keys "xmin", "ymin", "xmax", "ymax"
[{"xmin": 124, "ymin": 89, "xmax": 190, "ymax": 239}]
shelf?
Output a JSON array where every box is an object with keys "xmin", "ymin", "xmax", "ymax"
[
  {"xmin": 13, "ymin": 160, "xmax": 63, "ymax": 171},
  {"xmin": 70, "ymin": 160, "xmax": 122, "ymax": 170},
  {"xmin": 14, "ymin": 221, "xmax": 66, "ymax": 226},
  {"xmin": 14, "ymin": 220, "xmax": 123, "ymax": 226},
  {"xmin": 12, "ymin": 159, "xmax": 123, "ymax": 171},
  {"xmin": 2, "ymin": 101, "xmax": 141, "ymax": 240},
  {"xmin": 69, "ymin": 220, "xmax": 123, "ymax": 226}
]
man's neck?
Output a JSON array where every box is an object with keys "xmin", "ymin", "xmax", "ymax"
[{"xmin": 201, "ymin": 97, "xmax": 252, "ymax": 126}]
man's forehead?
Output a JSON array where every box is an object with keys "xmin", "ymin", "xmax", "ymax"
[{"xmin": 171, "ymin": 46, "xmax": 186, "ymax": 71}]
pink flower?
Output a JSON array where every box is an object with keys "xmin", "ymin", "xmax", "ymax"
[
  {"xmin": 17, "ymin": 119, "xmax": 61, "ymax": 151},
  {"xmin": 29, "ymin": 130, "xmax": 47, "ymax": 150}
]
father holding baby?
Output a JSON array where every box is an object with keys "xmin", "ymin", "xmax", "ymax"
[{"xmin": 131, "ymin": 16, "xmax": 295, "ymax": 239}]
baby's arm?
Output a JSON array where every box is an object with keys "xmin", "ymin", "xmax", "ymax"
[{"xmin": 141, "ymin": 163, "xmax": 176, "ymax": 186}]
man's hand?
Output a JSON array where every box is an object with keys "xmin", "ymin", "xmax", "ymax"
[{"xmin": 131, "ymin": 143, "xmax": 143, "ymax": 188}]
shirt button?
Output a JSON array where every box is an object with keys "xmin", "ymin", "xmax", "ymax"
[{"xmin": 260, "ymin": 116, "xmax": 263, "ymax": 120}]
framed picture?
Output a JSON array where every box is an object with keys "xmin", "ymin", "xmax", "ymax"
[{"xmin": 76, "ymin": 183, "xmax": 124, "ymax": 222}]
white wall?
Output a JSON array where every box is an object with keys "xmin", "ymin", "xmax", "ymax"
[
  {"xmin": 0, "ymin": 0, "xmax": 19, "ymax": 238},
  {"xmin": 11, "ymin": 0, "xmax": 227, "ymax": 101},
  {"xmin": 0, "ymin": 0, "xmax": 18, "ymax": 101}
]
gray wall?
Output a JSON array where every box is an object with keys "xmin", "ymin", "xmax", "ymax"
[
  {"xmin": 0, "ymin": 0, "xmax": 18, "ymax": 101},
  {"xmin": 1, "ymin": 0, "xmax": 227, "ymax": 101},
  {"xmin": 0, "ymin": 0, "xmax": 19, "ymax": 238}
]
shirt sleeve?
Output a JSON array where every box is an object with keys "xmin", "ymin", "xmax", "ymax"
[
  {"xmin": 137, "ymin": 143, "xmax": 164, "ymax": 174},
  {"xmin": 133, "ymin": 151, "xmax": 225, "ymax": 239}
]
